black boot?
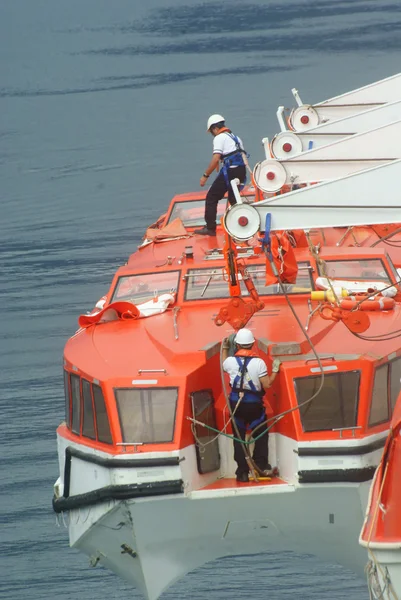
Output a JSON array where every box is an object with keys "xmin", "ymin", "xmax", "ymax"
[{"xmin": 194, "ymin": 226, "xmax": 216, "ymax": 236}]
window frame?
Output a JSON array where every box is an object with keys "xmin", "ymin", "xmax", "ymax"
[
  {"xmin": 317, "ymin": 257, "xmax": 392, "ymax": 283},
  {"xmin": 64, "ymin": 370, "xmax": 72, "ymax": 429},
  {"xmin": 82, "ymin": 378, "xmax": 96, "ymax": 440},
  {"xmin": 92, "ymin": 383, "xmax": 113, "ymax": 445},
  {"xmin": 115, "ymin": 386, "xmax": 178, "ymax": 445},
  {"xmin": 184, "ymin": 267, "xmax": 227, "ymax": 301},
  {"xmin": 70, "ymin": 374, "xmax": 82, "ymax": 435},
  {"xmin": 384, "ymin": 255, "xmax": 401, "ymax": 287},
  {"xmin": 190, "ymin": 389, "xmax": 221, "ymax": 474},
  {"xmin": 369, "ymin": 363, "xmax": 390, "ymax": 428},
  {"xmin": 389, "ymin": 356, "xmax": 401, "ymax": 415},
  {"xmin": 63, "ymin": 371, "xmax": 113, "ymax": 445},
  {"xmin": 166, "ymin": 198, "xmax": 228, "ymax": 227},
  {"xmin": 293, "ymin": 370, "xmax": 361, "ymax": 433},
  {"xmin": 110, "ymin": 269, "xmax": 181, "ymax": 304},
  {"xmin": 184, "ymin": 262, "xmax": 314, "ymax": 302}
]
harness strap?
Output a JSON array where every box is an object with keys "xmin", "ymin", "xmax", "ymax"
[
  {"xmin": 233, "ymin": 357, "xmax": 258, "ymax": 393},
  {"xmin": 230, "ymin": 405, "xmax": 265, "ymax": 430},
  {"xmin": 223, "ymin": 149, "xmax": 242, "ymax": 158},
  {"xmin": 222, "ymin": 134, "xmax": 247, "ymax": 163},
  {"xmin": 220, "ymin": 132, "xmax": 248, "ymax": 188},
  {"xmin": 232, "ymin": 356, "xmax": 246, "ymax": 392},
  {"xmin": 249, "ymin": 411, "xmax": 266, "ymax": 430},
  {"xmin": 222, "ymin": 133, "xmax": 246, "ymax": 155}
]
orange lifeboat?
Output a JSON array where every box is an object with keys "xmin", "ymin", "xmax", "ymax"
[{"xmin": 360, "ymin": 393, "xmax": 401, "ymax": 598}]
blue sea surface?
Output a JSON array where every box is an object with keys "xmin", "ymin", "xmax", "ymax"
[{"xmin": 1, "ymin": 1, "xmax": 400, "ymax": 598}]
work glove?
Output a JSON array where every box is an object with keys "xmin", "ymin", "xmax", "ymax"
[
  {"xmin": 222, "ymin": 333, "xmax": 237, "ymax": 356},
  {"xmin": 272, "ymin": 358, "xmax": 281, "ymax": 373},
  {"xmin": 228, "ymin": 332, "xmax": 236, "ymax": 345}
]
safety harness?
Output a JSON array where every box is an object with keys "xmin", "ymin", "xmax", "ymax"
[
  {"xmin": 229, "ymin": 355, "xmax": 266, "ymax": 430},
  {"xmin": 219, "ymin": 130, "xmax": 249, "ymax": 187},
  {"xmin": 230, "ymin": 356, "xmax": 264, "ymax": 400}
]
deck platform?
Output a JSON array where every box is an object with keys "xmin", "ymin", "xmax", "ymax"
[{"xmin": 189, "ymin": 476, "xmax": 295, "ymax": 499}]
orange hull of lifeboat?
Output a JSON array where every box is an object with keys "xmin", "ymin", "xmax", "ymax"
[
  {"xmin": 360, "ymin": 393, "xmax": 401, "ymax": 597},
  {"xmin": 361, "ymin": 397, "xmax": 401, "ymax": 543}
]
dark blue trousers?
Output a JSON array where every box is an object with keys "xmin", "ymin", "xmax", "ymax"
[
  {"xmin": 230, "ymin": 400, "xmax": 268, "ymax": 475},
  {"xmin": 204, "ymin": 165, "xmax": 246, "ymax": 230}
]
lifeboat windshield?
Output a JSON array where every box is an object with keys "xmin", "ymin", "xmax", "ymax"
[
  {"xmin": 294, "ymin": 370, "xmax": 361, "ymax": 432},
  {"xmin": 167, "ymin": 196, "xmax": 255, "ymax": 227},
  {"xmin": 111, "ymin": 271, "xmax": 180, "ymax": 304},
  {"xmin": 317, "ymin": 258, "xmax": 391, "ymax": 283},
  {"xmin": 185, "ymin": 262, "xmax": 313, "ymax": 300},
  {"xmin": 115, "ymin": 387, "xmax": 178, "ymax": 444}
]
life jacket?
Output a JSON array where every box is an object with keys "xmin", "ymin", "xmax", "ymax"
[
  {"xmin": 234, "ymin": 348, "xmax": 260, "ymax": 359},
  {"xmin": 218, "ymin": 128, "xmax": 248, "ymax": 187},
  {"xmin": 229, "ymin": 351, "xmax": 265, "ymax": 404}
]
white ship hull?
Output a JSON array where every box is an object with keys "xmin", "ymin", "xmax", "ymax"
[
  {"xmin": 66, "ymin": 481, "xmax": 372, "ymax": 600},
  {"xmin": 56, "ymin": 429, "xmax": 376, "ymax": 600}
]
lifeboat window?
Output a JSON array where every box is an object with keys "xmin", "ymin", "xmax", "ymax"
[
  {"xmin": 294, "ymin": 371, "xmax": 360, "ymax": 432},
  {"xmin": 243, "ymin": 262, "xmax": 314, "ymax": 295},
  {"xmin": 185, "ymin": 262, "xmax": 313, "ymax": 300},
  {"xmin": 115, "ymin": 388, "xmax": 178, "ymax": 444},
  {"xmin": 82, "ymin": 379, "xmax": 96, "ymax": 440},
  {"xmin": 369, "ymin": 364, "xmax": 390, "ymax": 427},
  {"xmin": 93, "ymin": 384, "xmax": 113, "ymax": 444},
  {"xmin": 70, "ymin": 374, "xmax": 81, "ymax": 435},
  {"xmin": 185, "ymin": 268, "xmax": 227, "ymax": 300},
  {"xmin": 111, "ymin": 271, "xmax": 180, "ymax": 305},
  {"xmin": 63, "ymin": 370, "xmax": 71, "ymax": 429},
  {"xmin": 317, "ymin": 259, "xmax": 391, "ymax": 282},
  {"xmin": 386, "ymin": 257, "xmax": 401, "ymax": 287},
  {"xmin": 191, "ymin": 390, "xmax": 221, "ymax": 473},
  {"xmin": 390, "ymin": 358, "xmax": 401, "ymax": 414},
  {"xmin": 167, "ymin": 199, "xmax": 227, "ymax": 227}
]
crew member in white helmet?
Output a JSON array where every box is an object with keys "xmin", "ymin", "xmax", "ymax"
[
  {"xmin": 195, "ymin": 114, "xmax": 248, "ymax": 236},
  {"xmin": 222, "ymin": 328, "xmax": 281, "ymax": 482}
]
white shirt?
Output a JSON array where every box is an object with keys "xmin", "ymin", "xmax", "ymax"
[
  {"xmin": 223, "ymin": 356, "xmax": 267, "ymax": 391},
  {"xmin": 213, "ymin": 132, "xmax": 244, "ymax": 166}
]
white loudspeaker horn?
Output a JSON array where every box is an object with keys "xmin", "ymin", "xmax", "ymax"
[
  {"xmin": 270, "ymin": 131, "xmax": 303, "ymax": 159},
  {"xmin": 289, "ymin": 105, "xmax": 319, "ymax": 131},
  {"xmin": 224, "ymin": 203, "xmax": 261, "ymax": 241},
  {"xmin": 253, "ymin": 159, "xmax": 288, "ymax": 193}
]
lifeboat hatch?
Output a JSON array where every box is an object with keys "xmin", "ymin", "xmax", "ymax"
[
  {"xmin": 191, "ymin": 390, "xmax": 221, "ymax": 474},
  {"xmin": 223, "ymin": 519, "xmax": 280, "ymax": 539}
]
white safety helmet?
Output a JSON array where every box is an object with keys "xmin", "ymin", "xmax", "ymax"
[
  {"xmin": 207, "ymin": 114, "xmax": 225, "ymax": 131},
  {"xmin": 234, "ymin": 328, "xmax": 255, "ymax": 345}
]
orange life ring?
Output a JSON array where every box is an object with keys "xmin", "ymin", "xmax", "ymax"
[{"xmin": 340, "ymin": 296, "xmax": 395, "ymax": 311}]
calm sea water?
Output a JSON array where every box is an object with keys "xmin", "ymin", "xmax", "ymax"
[{"xmin": 1, "ymin": 1, "xmax": 401, "ymax": 598}]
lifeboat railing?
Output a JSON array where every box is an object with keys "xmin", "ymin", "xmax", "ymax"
[{"xmin": 332, "ymin": 425, "xmax": 363, "ymax": 438}]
